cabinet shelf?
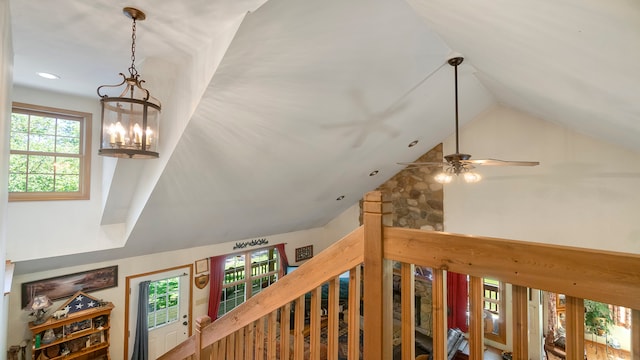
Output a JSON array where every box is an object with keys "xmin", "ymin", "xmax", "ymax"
[
  {"xmin": 29, "ymin": 296, "xmax": 113, "ymax": 360},
  {"xmin": 34, "ymin": 325, "xmax": 111, "ymax": 351}
]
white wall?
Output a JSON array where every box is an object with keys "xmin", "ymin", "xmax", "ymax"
[
  {"xmin": 444, "ymin": 105, "xmax": 640, "ymax": 355},
  {"xmin": 444, "ymin": 105, "xmax": 640, "ymax": 255},
  {"xmin": 0, "ymin": 0, "xmax": 13, "ymax": 355},
  {"xmin": 5, "ymin": 87, "xmax": 129, "ymax": 261},
  {"xmin": 6, "ymin": 204, "xmax": 360, "ymax": 359}
]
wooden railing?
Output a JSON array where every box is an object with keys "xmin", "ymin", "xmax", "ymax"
[{"xmin": 159, "ymin": 191, "xmax": 640, "ymax": 360}]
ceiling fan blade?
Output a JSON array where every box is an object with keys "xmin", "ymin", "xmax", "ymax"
[
  {"xmin": 397, "ymin": 161, "xmax": 446, "ymax": 167},
  {"xmin": 465, "ymin": 159, "xmax": 540, "ymax": 166}
]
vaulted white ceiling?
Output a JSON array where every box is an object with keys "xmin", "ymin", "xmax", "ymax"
[{"xmin": 9, "ymin": 0, "xmax": 640, "ymax": 271}]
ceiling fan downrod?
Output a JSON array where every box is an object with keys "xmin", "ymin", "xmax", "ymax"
[{"xmin": 448, "ymin": 56, "xmax": 464, "ymax": 155}]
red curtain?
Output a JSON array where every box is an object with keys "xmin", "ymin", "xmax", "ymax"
[
  {"xmin": 208, "ymin": 255, "xmax": 227, "ymax": 321},
  {"xmin": 275, "ymin": 243, "xmax": 289, "ymax": 278},
  {"xmin": 447, "ymin": 272, "xmax": 469, "ymax": 332}
]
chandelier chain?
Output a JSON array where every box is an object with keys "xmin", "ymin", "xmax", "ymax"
[{"xmin": 129, "ymin": 18, "xmax": 138, "ymax": 77}]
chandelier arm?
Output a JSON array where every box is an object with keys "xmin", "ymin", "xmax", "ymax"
[{"xmin": 97, "ymin": 73, "xmax": 128, "ymax": 98}]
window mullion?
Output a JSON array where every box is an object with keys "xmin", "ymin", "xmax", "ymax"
[{"xmin": 245, "ymin": 251, "xmax": 253, "ymax": 299}]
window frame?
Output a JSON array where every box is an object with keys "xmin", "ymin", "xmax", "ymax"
[
  {"xmin": 147, "ymin": 276, "xmax": 181, "ymax": 330},
  {"xmin": 218, "ymin": 247, "xmax": 280, "ymax": 317},
  {"xmin": 483, "ymin": 278, "xmax": 507, "ymax": 344},
  {"xmin": 9, "ymin": 102, "xmax": 91, "ymax": 201}
]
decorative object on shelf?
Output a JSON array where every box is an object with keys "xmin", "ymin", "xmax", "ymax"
[
  {"xmin": 41, "ymin": 329, "xmax": 56, "ymax": 344},
  {"xmin": 97, "ymin": 7, "xmax": 161, "ymax": 159},
  {"xmin": 45, "ymin": 344, "xmax": 60, "ymax": 358},
  {"xmin": 195, "ymin": 274, "xmax": 209, "ymax": 289},
  {"xmin": 52, "ymin": 306, "xmax": 70, "ymax": 320},
  {"xmin": 195, "ymin": 258, "xmax": 209, "ymax": 274},
  {"xmin": 28, "ymin": 290, "xmax": 114, "ymax": 360},
  {"xmin": 233, "ymin": 238, "xmax": 268, "ymax": 250},
  {"xmin": 94, "ymin": 315, "xmax": 107, "ymax": 329},
  {"xmin": 24, "ymin": 294, "xmax": 53, "ymax": 325},
  {"xmin": 21, "ymin": 265, "xmax": 118, "ymax": 308},
  {"xmin": 295, "ymin": 245, "xmax": 313, "ymax": 262}
]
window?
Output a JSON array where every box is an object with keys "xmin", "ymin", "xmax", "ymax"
[
  {"xmin": 9, "ymin": 102, "xmax": 91, "ymax": 201},
  {"xmin": 612, "ymin": 305, "xmax": 631, "ymax": 329},
  {"xmin": 218, "ymin": 247, "xmax": 280, "ymax": 317},
  {"xmin": 483, "ymin": 278, "xmax": 506, "ymax": 344},
  {"xmin": 147, "ymin": 277, "xmax": 180, "ymax": 329}
]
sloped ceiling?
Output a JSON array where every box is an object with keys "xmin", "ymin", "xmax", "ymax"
[{"xmin": 9, "ymin": 0, "xmax": 640, "ymax": 272}]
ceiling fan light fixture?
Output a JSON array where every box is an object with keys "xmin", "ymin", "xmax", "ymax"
[
  {"xmin": 463, "ymin": 171, "xmax": 481, "ymax": 183},
  {"xmin": 434, "ymin": 171, "xmax": 453, "ymax": 184},
  {"xmin": 398, "ymin": 55, "xmax": 539, "ymax": 182},
  {"xmin": 97, "ymin": 7, "xmax": 161, "ymax": 159}
]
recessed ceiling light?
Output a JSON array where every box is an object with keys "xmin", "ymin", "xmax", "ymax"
[
  {"xmin": 37, "ymin": 72, "xmax": 60, "ymax": 80},
  {"xmin": 336, "ymin": 195, "xmax": 345, "ymax": 201},
  {"xmin": 369, "ymin": 170, "xmax": 379, "ymax": 176},
  {"xmin": 408, "ymin": 140, "xmax": 419, "ymax": 147}
]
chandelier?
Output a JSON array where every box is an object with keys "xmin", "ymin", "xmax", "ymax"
[{"xmin": 97, "ymin": 7, "xmax": 161, "ymax": 159}]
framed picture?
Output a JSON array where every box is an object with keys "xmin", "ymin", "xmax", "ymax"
[
  {"xmin": 195, "ymin": 259, "xmax": 209, "ymax": 274},
  {"xmin": 21, "ymin": 266, "xmax": 118, "ymax": 308},
  {"xmin": 295, "ymin": 245, "xmax": 313, "ymax": 262},
  {"xmin": 557, "ymin": 293, "xmax": 566, "ymax": 309}
]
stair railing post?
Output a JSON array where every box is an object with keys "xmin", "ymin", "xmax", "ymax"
[
  {"xmin": 362, "ymin": 191, "xmax": 393, "ymax": 360},
  {"xmin": 195, "ymin": 315, "xmax": 211, "ymax": 360}
]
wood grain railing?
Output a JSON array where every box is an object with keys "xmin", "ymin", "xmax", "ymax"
[{"xmin": 159, "ymin": 191, "xmax": 640, "ymax": 360}]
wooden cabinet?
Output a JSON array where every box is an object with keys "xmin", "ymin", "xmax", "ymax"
[{"xmin": 29, "ymin": 295, "xmax": 113, "ymax": 360}]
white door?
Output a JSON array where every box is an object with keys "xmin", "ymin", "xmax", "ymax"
[{"xmin": 128, "ymin": 267, "xmax": 191, "ymax": 360}]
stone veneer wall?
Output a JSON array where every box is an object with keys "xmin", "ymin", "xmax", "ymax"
[
  {"xmin": 360, "ymin": 143, "xmax": 444, "ymax": 230},
  {"xmin": 360, "ymin": 143, "xmax": 444, "ymax": 336}
]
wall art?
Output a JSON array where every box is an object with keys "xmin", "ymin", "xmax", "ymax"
[
  {"xmin": 295, "ymin": 245, "xmax": 313, "ymax": 262},
  {"xmin": 21, "ymin": 265, "xmax": 118, "ymax": 308}
]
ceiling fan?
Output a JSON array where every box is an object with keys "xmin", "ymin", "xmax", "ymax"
[{"xmin": 399, "ymin": 56, "xmax": 539, "ymax": 183}]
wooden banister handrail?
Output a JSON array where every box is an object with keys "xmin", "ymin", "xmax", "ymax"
[
  {"xmin": 160, "ymin": 191, "xmax": 640, "ymax": 360},
  {"xmin": 383, "ymin": 226, "xmax": 640, "ymax": 309},
  {"xmin": 201, "ymin": 225, "xmax": 364, "ymax": 346}
]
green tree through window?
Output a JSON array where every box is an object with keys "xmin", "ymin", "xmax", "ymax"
[
  {"xmin": 148, "ymin": 277, "xmax": 180, "ymax": 329},
  {"xmin": 218, "ymin": 247, "xmax": 280, "ymax": 317},
  {"xmin": 9, "ymin": 103, "xmax": 91, "ymax": 201}
]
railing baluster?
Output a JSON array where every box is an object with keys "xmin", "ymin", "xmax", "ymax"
[
  {"xmin": 310, "ymin": 286, "xmax": 322, "ymax": 360},
  {"xmin": 401, "ymin": 262, "xmax": 416, "ymax": 360},
  {"xmin": 565, "ymin": 296, "xmax": 585, "ymax": 360},
  {"xmin": 244, "ymin": 323, "xmax": 253, "ymax": 358},
  {"xmin": 254, "ymin": 317, "xmax": 265, "ymax": 360},
  {"xmin": 280, "ymin": 303, "xmax": 291, "ymax": 360},
  {"xmin": 225, "ymin": 332, "xmax": 234, "ymax": 359},
  {"xmin": 267, "ymin": 310, "xmax": 277, "ymax": 359},
  {"xmin": 468, "ymin": 275, "xmax": 484, "ymax": 360},
  {"xmin": 432, "ymin": 268, "xmax": 447, "ymax": 360},
  {"xmin": 235, "ymin": 327, "xmax": 244, "ymax": 360},
  {"xmin": 293, "ymin": 295, "xmax": 306, "ymax": 358},
  {"xmin": 348, "ymin": 266, "xmax": 362, "ymax": 360},
  {"xmin": 512, "ymin": 285, "xmax": 528, "ymax": 359},
  {"xmin": 327, "ymin": 277, "xmax": 340, "ymax": 360},
  {"xmin": 632, "ymin": 309, "xmax": 640, "ymax": 359}
]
